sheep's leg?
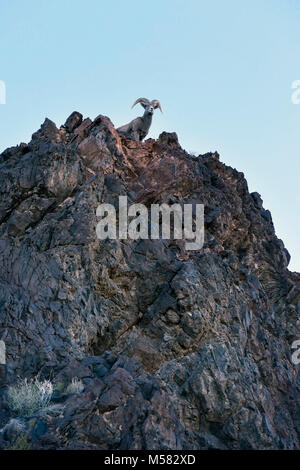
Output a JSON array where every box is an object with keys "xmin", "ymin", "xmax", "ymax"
[{"xmin": 131, "ymin": 130, "xmax": 140, "ymax": 142}]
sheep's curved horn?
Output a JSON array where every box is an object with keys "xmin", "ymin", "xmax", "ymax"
[
  {"xmin": 131, "ymin": 98, "xmax": 150, "ymax": 108},
  {"xmin": 151, "ymin": 100, "xmax": 162, "ymax": 113}
]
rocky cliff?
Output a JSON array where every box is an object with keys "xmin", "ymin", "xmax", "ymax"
[{"xmin": 0, "ymin": 111, "xmax": 299, "ymax": 450}]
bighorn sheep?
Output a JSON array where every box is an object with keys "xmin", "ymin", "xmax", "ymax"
[{"xmin": 117, "ymin": 98, "xmax": 162, "ymax": 141}]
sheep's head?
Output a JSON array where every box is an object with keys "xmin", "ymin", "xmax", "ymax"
[{"xmin": 132, "ymin": 98, "xmax": 162, "ymax": 116}]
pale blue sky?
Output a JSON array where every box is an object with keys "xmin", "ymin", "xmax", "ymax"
[{"xmin": 0, "ymin": 0, "xmax": 299, "ymax": 270}]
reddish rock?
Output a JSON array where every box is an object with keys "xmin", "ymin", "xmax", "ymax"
[{"xmin": 0, "ymin": 112, "xmax": 299, "ymax": 450}]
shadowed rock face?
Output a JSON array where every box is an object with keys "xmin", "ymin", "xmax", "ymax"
[{"xmin": 0, "ymin": 112, "xmax": 299, "ymax": 450}]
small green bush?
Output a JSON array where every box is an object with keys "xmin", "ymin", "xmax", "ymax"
[
  {"xmin": 7, "ymin": 377, "xmax": 53, "ymax": 418},
  {"xmin": 7, "ymin": 433, "xmax": 28, "ymax": 450},
  {"xmin": 66, "ymin": 377, "xmax": 84, "ymax": 395}
]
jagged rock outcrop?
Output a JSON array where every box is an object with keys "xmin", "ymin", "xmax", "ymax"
[{"xmin": 0, "ymin": 112, "xmax": 299, "ymax": 450}]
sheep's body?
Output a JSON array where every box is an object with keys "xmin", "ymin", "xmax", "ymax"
[
  {"xmin": 117, "ymin": 114, "xmax": 152, "ymax": 142},
  {"xmin": 117, "ymin": 98, "xmax": 162, "ymax": 142}
]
